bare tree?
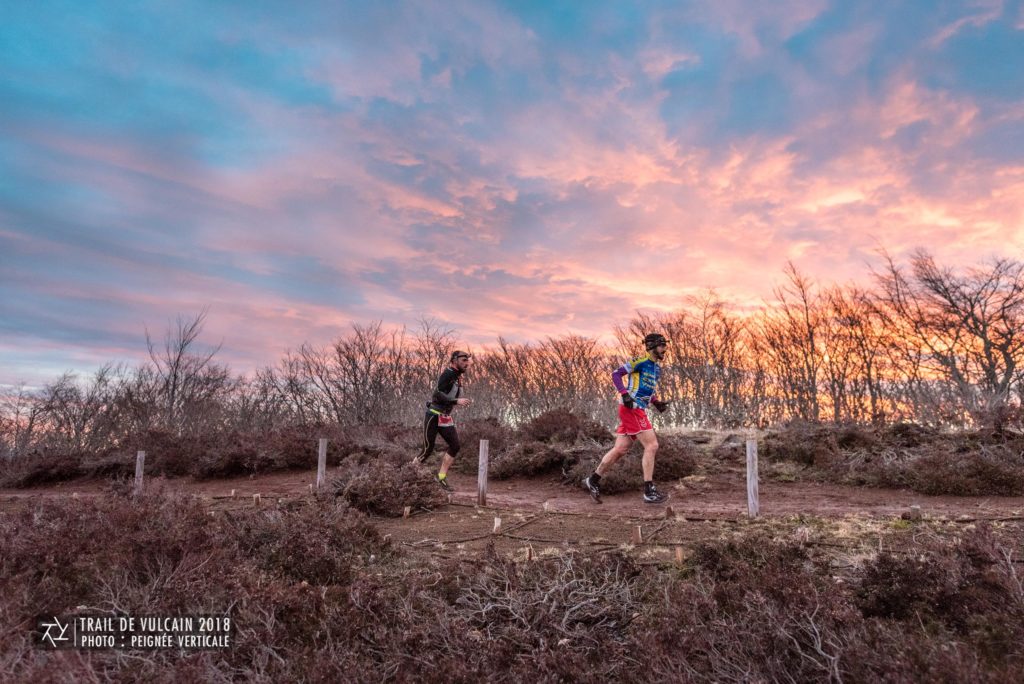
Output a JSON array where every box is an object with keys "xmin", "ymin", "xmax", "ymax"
[
  {"xmin": 753, "ymin": 264, "xmax": 824, "ymax": 421},
  {"xmin": 875, "ymin": 250, "xmax": 1024, "ymax": 428},
  {"xmin": 0, "ymin": 383, "xmax": 41, "ymax": 458},
  {"xmin": 146, "ymin": 310, "xmax": 231, "ymax": 434}
]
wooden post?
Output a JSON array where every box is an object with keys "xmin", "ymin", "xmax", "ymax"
[
  {"xmin": 133, "ymin": 451, "xmax": 146, "ymax": 496},
  {"xmin": 492, "ymin": 516, "xmax": 502, "ymax": 534},
  {"xmin": 316, "ymin": 438, "xmax": 328, "ymax": 491},
  {"xmin": 632, "ymin": 525, "xmax": 643, "ymax": 545},
  {"xmin": 477, "ymin": 439, "xmax": 489, "ymax": 507},
  {"xmin": 746, "ymin": 437, "xmax": 759, "ymax": 518},
  {"xmin": 253, "ymin": 493, "xmax": 261, "ymax": 507}
]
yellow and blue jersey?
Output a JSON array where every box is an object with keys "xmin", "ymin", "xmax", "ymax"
[{"xmin": 611, "ymin": 354, "xmax": 661, "ymax": 409}]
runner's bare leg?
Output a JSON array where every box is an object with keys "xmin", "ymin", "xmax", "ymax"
[
  {"xmin": 439, "ymin": 452, "xmax": 455, "ymax": 478},
  {"xmin": 595, "ymin": 435, "xmax": 633, "ymax": 476},
  {"xmin": 637, "ymin": 430, "xmax": 659, "ymax": 481}
]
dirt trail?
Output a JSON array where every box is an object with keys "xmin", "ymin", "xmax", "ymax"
[
  {"xmin": 3, "ymin": 467, "xmax": 1023, "ymax": 521},
  {"xmin": 4, "ymin": 467, "xmax": 1023, "ymax": 563}
]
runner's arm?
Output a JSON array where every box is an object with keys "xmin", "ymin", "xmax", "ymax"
[
  {"xmin": 431, "ymin": 369, "xmax": 459, "ymax": 408},
  {"xmin": 612, "ymin": 363, "xmax": 634, "ymax": 407},
  {"xmin": 611, "ymin": 363, "xmax": 630, "ymax": 394}
]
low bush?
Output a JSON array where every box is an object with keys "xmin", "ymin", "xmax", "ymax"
[
  {"xmin": 489, "ymin": 440, "xmax": 569, "ymax": 479},
  {"xmin": 763, "ymin": 422, "xmax": 1024, "ymax": 496},
  {"xmin": 332, "ymin": 461, "xmax": 447, "ymax": 516},
  {"xmin": 0, "ymin": 451, "xmax": 86, "ymax": 488},
  {"xmin": 562, "ymin": 435, "xmax": 698, "ymax": 494},
  {"xmin": 762, "ymin": 420, "xmax": 841, "ymax": 466},
  {"xmin": 3, "ymin": 494, "xmax": 1024, "ymax": 681},
  {"xmin": 518, "ymin": 409, "xmax": 608, "ymax": 444}
]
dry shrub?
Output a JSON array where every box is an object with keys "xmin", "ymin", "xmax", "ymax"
[
  {"xmin": 0, "ymin": 425, "xmax": 374, "ymax": 488},
  {"xmin": 447, "ymin": 417, "xmax": 515, "ymax": 475},
  {"xmin": 234, "ymin": 506, "xmax": 389, "ymax": 585},
  {"xmin": 879, "ymin": 421, "xmax": 939, "ymax": 447},
  {"xmin": 762, "ymin": 420, "xmax": 840, "ymax": 466},
  {"xmin": 640, "ymin": 529, "xmax": 1024, "ymax": 682},
  {"xmin": 3, "ymin": 495, "xmax": 1024, "ymax": 682},
  {"xmin": 518, "ymin": 409, "xmax": 608, "ymax": 444},
  {"xmin": 710, "ymin": 433, "xmax": 745, "ymax": 462},
  {"xmin": 643, "ymin": 534, "xmax": 856, "ymax": 682},
  {"xmin": 332, "ymin": 461, "xmax": 446, "ymax": 516},
  {"xmin": 763, "ymin": 422, "xmax": 1024, "ymax": 496},
  {"xmin": 654, "ymin": 438, "xmax": 699, "ymax": 480},
  {"xmin": 0, "ymin": 451, "xmax": 86, "ymax": 488},
  {"xmin": 900, "ymin": 447, "xmax": 1024, "ymax": 495},
  {"xmin": 489, "ymin": 440, "xmax": 568, "ymax": 479},
  {"xmin": 562, "ymin": 435, "xmax": 697, "ymax": 494},
  {"xmin": 856, "ymin": 525, "xmax": 1024, "ymax": 663},
  {"xmin": 0, "ymin": 491, "xmax": 400, "ymax": 682}
]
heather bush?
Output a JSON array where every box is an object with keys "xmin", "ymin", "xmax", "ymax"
[
  {"xmin": 0, "ymin": 451, "xmax": 86, "ymax": 488},
  {"xmin": 762, "ymin": 422, "xmax": 1024, "ymax": 496},
  {"xmin": 762, "ymin": 420, "xmax": 841, "ymax": 466},
  {"xmin": 489, "ymin": 440, "xmax": 569, "ymax": 479},
  {"xmin": 563, "ymin": 435, "xmax": 698, "ymax": 494},
  {"xmin": 3, "ymin": 495, "xmax": 1024, "ymax": 681},
  {"xmin": 710, "ymin": 433, "xmax": 745, "ymax": 463},
  {"xmin": 234, "ymin": 506, "xmax": 390, "ymax": 585},
  {"xmin": 446, "ymin": 416, "xmax": 515, "ymax": 475},
  {"xmin": 332, "ymin": 461, "xmax": 447, "ymax": 516},
  {"xmin": 518, "ymin": 408, "xmax": 608, "ymax": 444},
  {"xmin": 901, "ymin": 446, "xmax": 1024, "ymax": 495}
]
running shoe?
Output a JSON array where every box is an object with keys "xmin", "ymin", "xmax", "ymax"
[
  {"xmin": 643, "ymin": 484, "xmax": 668, "ymax": 504},
  {"xmin": 435, "ymin": 474, "xmax": 453, "ymax": 492},
  {"xmin": 583, "ymin": 474, "xmax": 602, "ymax": 503}
]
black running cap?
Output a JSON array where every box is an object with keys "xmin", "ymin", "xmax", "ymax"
[
  {"xmin": 643, "ymin": 333, "xmax": 668, "ymax": 349},
  {"xmin": 450, "ymin": 350, "xmax": 471, "ymax": 361}
]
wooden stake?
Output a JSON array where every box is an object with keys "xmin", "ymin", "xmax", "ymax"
[
  {"xmin": 746, "ymin": 437, "xmax": 760, "ymax": 519},
  {"xmin": 492, "ymin": 516, "xmax": 502, "ymax": 534},
  {"xmin": 675, "ymin": 546, "xmax": 684, "ymax": 566},
  {"xmin": 477, "ymin": 439, "xmax": 489, "ymax": 507},
  {"xmin": 664, "ymin": 505, "xmax": 674, "ymax": 520},
  {"xmin": 403, "ymin": 506, "xmax": 412, "ymax": 518},
  {"xmin": 632, "ymin": 525, "xmax": 643, "ymax": 544},
  {"xmin": 230, "ymin": 489, "xmax": 236, "ymax": 498},
  {"xmin": 253, "ymin": 493, "xmax": 261, "ymax": 507},
  {"xmin": 316, "ymin": 438, "xmax": 328, "ymax": 491},
  {"xmin": 133, "ymin": 450, "xmax": 146, "ymax": 497}
]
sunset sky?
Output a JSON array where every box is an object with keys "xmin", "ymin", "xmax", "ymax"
[{"xmin": 2, "ymin": 1, "xmax": 1023, "ymax": 387}]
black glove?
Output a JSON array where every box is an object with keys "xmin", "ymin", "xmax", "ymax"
[
  {"xmin": 651, "ymin": 399, "xmax": 670, "ymax": 413},
  {"xmin": 621, "ymin": 393, "xmax": 634, "ymax": 409}
]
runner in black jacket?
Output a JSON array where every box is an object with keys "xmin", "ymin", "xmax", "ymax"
[{"xmin": 412, "ymin": 350, "xmax": 472, "ymax": 491}]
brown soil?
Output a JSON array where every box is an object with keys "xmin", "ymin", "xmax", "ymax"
[{"xmin": 3, "ymin": 466, "xmax": 1022, "ymax": 564}]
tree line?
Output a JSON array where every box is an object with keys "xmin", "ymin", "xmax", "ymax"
[{"xmin": 2, "ymin": 250, "xmax": 1022, "ymax": 459}]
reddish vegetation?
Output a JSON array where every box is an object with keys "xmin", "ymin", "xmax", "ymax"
[
  {"xmin": 762, "ymin": 421, "xmax": 1024, "ymax": 496},
  {"xmin": 2, "ymin": 490, "xmax": 1022, "ymax": 681}
]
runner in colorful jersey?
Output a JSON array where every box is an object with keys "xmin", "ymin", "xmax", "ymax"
[
  {"xmin": 412, "ymin": 350, "xmax": 472, "ymax": 492},
  {"xmin": 584, "ymin": 333, "xmax": 671, "ymax": 504}
]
